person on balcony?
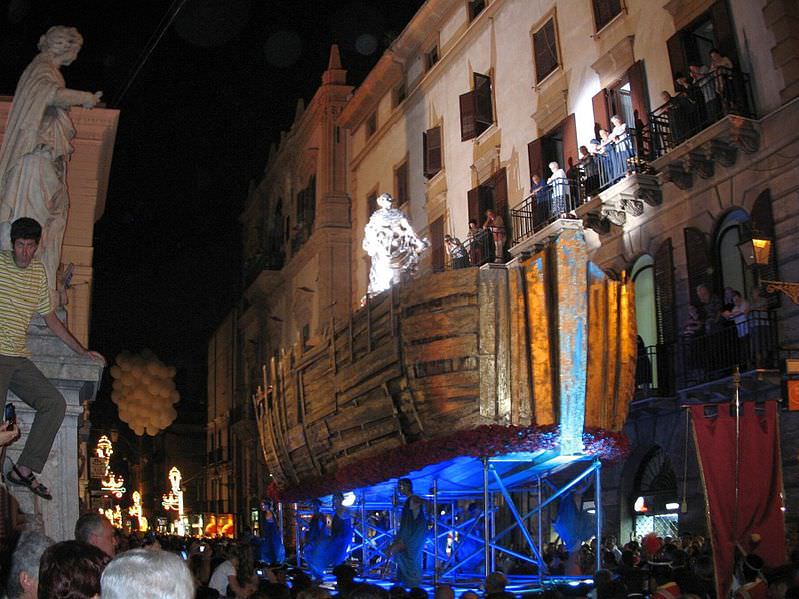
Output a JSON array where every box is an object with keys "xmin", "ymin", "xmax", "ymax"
[
  {"xmin": 466, "ymin": 219, "xmax": 486, "ymax": 267},
  {"xmin": 444, "ymin": 234, "xmax": 469, "ymax": 269},
  {"xmin": 709, "ymin": 48, "xmax": 734, "ymax": 93},
  {"xmin": 578, "ymin": 145, "xmax": 599, "ymax": 196},
  {"xmin": 610, "ymin": 115, "xmax": 632, "ymax": 179},
  {"xmin": 661, "ymin": 91, "xmax": 690, "ymax": 146},
  {"xmin": 697, "ymin": 285, "xmax": 723, "ymax": 335},
  {"xmin": 482, "ymin": 209, "xmax": 506, "ymax": 263},
  {"xmin": 546, "ymin": 161, "xmax": 568, "ymax": 218},
  {"xmin": 722, "ymin": 289, "xmax": 751, "ymax": 367},
  {"xmin": 597, "ymin": 129, "xmax": 614, "ymax": 183},
  {"xmin": 675, "ymin": 73, "xmax": 702, "ymax": 129}
]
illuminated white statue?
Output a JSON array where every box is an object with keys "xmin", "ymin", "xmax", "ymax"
[
  {"xmin": 363, "ymin": 193, "xmax": 429, "ymax": 297},
  {"xmin": 0, "ymin": 26, "xmax": 103, "ymax": 305}
]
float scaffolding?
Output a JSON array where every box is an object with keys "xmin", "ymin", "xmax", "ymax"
[
  {"xmin": 282, "ymin": 452, "xmax": 603, "ymax": 591},
  {"xmin": 257, "ymin": 223, "xmax": 635, "ymax": 592}
]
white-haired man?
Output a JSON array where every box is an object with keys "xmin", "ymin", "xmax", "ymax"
[
  {"xmin": 100, "ymin": 549, "xmax": 195, "ymax": 599},
  {"xmin": 6, "ymin": 530, "xmax": 55, "ymax": 599}
]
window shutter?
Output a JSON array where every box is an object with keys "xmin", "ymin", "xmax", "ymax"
[
  {"xmin": 423, "ymin": 126, "xmax": 442, "ymax": 178},
  {"xmin": 750, "ymin": 190, "xmax": 779, "ymax": 306},
  {"xmin": 460, "ymin": 91, "xmax": 477, "ymax": 141},
  {"xmin": 666, "ymin": 31, "xmax": 689, "ymax": 82},
  {"xmin": 395, "ymin": 162, "xmax": 408, "ymax": 205},
  {"xmin": 493, "ymin": 168, "xmax": 509, "ymax": 226},
  {"xmin": 684, "ymin": 227, "xmax": 714, "ymax": 305},
  {"xmin": 527, "ymin": 138, "xmax": 544, "ymax": 186},
  {"xmin": 474, "ymin": 73, "xmax": 493, "ymax": 133},
  {"xmin": 592, "ymin": 89, "xmax": 611, "ymax": 139},
  {"xmin": 710, "ymin": 0, "xmax": 738, "ymax": 67},
  {"xmin": 430, "ymin": 216, "xmax": 445, "ymax": 271},
  {"xmin": 533, "ymin": 19, "xmax": 559, "ymax": 82},
  {"xmin": 561, "ymin": 113, "xmax": 579, "ymax": 174},
  {"xmin": 654, "ymin": 238, "xmax": 677, "ymax": 344},
  {"xmin": 467, "ymin": 186, "xmax": 481, "ymax": 223},
  {"xmin": 627, "ymin": 60, "xmax": 650, "ymax": 127}
]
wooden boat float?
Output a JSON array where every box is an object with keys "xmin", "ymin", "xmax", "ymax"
[{"xmin": 254, "ymin": 224, "xmax": 636, "ymax": 498}]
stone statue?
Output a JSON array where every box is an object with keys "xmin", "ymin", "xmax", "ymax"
[
  {"xmin": 362, "ymin": 193, "xmax": 429, "ymax": 297},
  {"xmin": 0, "ymin": 26, "xmax": 103, "ymax": 304}
]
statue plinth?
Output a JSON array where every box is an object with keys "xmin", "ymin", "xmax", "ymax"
[{"xmin": 3, "ymin": 311, "xmax": 102, "ymax": 540}]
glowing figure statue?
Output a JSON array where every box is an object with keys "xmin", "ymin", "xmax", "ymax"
[
  {"xmin": 389, "ymin": 478, "xmax": 428, "ymax": 588},
  {"xmin": 363, "ymin": 193, "xmax": 429, "ymax": 297},
  {"xmin": 305, "ymin": 492, "xmax": 354, "ymax": 580}
]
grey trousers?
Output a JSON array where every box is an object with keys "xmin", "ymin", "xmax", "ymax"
[{"xmin": 0, "ymin": 356, "xmax": 66, "ymax": 473}]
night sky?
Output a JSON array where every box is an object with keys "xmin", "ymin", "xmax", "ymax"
[{"xmin": 0, "ymin": 0, "xmax": 424, "ymax": 431}]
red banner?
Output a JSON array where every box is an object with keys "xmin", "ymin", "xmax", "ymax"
[{"xmin": 691, "ymin": 401, "xmax": 786, "ymax": 599}]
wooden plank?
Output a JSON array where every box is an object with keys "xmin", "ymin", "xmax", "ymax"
[
  {"xmin": 403, "ymin": 334, "xmax": 478, "ymax": 365},
  {"xmin": 408, "ymin": 371, "xmax": 480, "ymax": 390},
  {"xmin": 336, "ymin": 341, "xmax": 399, "ymax": 392},
  {"xmin": 401, "ymin": 306, "xmax": 480, "ymax": 342},
  {"xmin": 330, "ymin": 417, "xmax": 400, "ymax": 454},
  {"xmin": 335, "ymin": 435, "xmax": 404, "ymax": 466},
  {"xmin": 399, "ymin": 269, "xmax": 479, "ymax": 307}
]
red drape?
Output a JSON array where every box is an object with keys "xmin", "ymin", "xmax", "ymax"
[{"xmin": 691, "ymin": 401, "xmax": 786, "ymax": 599}]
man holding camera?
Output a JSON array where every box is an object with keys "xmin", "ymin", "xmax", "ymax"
[{"xmin": 0, "ymin": 217, "xmax": 104, "ymax": 500}]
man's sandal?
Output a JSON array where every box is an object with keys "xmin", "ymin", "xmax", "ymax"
[{"xmin": 6, "ymin": 464, "xmax": 52, "ymax": 500}]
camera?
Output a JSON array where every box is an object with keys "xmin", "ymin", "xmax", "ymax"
[
  {"xmin": 256, "ymin": 568, "xmax": 265, "ymax": 577},
  {"xmin": 4, "ymin": 403, "xmax": 16, "ymax": 425},
  {"xmin": 199, "ymin": 545, "xmax": 206, "ymax": 553}
]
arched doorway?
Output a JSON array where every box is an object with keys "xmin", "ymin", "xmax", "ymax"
[
  {"xmin": 631, "ymin": 446, "xmax": 680, "ymax": 539},
  {"xmin": 716, "ymin": 208, "xmax": 753, "ymax": 300}
]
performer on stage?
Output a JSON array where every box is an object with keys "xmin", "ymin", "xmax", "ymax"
[
  {"xmin": 305, "ymin": 493, "xmax": 354, "ymax": 580},
  {"xmin": 304, "ymin": 500, "xmax": 326, "ymax": 578},
  {"xmin": 256, "ymin": 499, "xmax": 286, "ymax": 565},
  {"xmin": 389, "ymin": 478, "xmax": 428, "ymax": 587}
]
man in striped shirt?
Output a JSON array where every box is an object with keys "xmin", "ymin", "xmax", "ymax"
[{"xmin": 1, "ymin": 217, "xmax": 104, "ymax": 500}]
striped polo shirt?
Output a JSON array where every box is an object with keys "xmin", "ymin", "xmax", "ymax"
[{"xmin": 0, "ymin": 250, "xmax": 51, "ymax": 357}]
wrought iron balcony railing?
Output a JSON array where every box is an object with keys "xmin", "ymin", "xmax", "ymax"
[{"xmin": 648, "ymin": 69, "xmax": 755, "ymax": 159}]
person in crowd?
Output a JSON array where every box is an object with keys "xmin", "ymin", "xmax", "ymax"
[
  {"xmin": 349, "ymin": 584, "xmax": 389, "ymax": 599},
  {"xmin": 297, "ymin": 588, "xmax": 331, "ymax": 599},
  {"xmin": 722, "ymin": 289, "xmax": 751, "ymax": 337},
  {"xmin": 485, "ymin": 571, "xmax": 514, "ymax": 599},
  {"xmin": 100, "ymin": 548, "xmax": 195, "ymax": 599},
  {"xmin": 1, "ymin": 218, "xmax": 105, "ymax": 500},
  {"xmin": 683, "ymin": 304, "xmax": 704, "ymax": 338},
  {"xmin": 460, "ymin": 592, "xmax": 479, "ymax": 599},
  {"xmin": 467, "ymin": 219, "xmax": 486, "ymax": 267},
  {"xmin": 482, "ymin": 209, "xmax": 506, "ymax": 264},
  {"xmin": 531, "ymin": 173, "xmax": 546, "ymax": 196},
  {"xmin": 389, "ymin": 478, "xmax": 427, "ymax": 588},
  {"xmin": 649, "ymin": 559, "xmax": 681, "ymax": 599},
  {"xmin": 37, "ymin": 540, "xmax": 110, "ymax": 599},
  {"xmin": 75, "ymin": 513, "xmax": 117, "ymax": 558},
  {"xmin": 444, "ymin": 234, "xmax": 470, "ymax": 269},
  {"xmin": 408, "ymin": 588, "xmax": 427, "ymax": 599},
  {"xmin": 734, "ymin": 554, "xmax": 767, "ymax": 599},
  {"xmin": 546, "ymin": 161, "xmax": 569, "ymax": 218},
  {"xmin": 433, "ymin": 584, "xmax": 454, "ymax": 599},
  {"xmin": 389, "ymin": 584, "xmax": 408, "ymax": 599},
  {"xmin": 578, "ymin": 145, "xmax": 599, "ymax": 196},
  {"xmin": 5, "ymin": 530, "xmax": 54, "ymax": 599},
  {"xmin": 332, "ymin": 564, "xmax": 358, "ymax": 599},
  {"xmin": 636, "ymin": 335, "xmax": 652, "ymax": 391},
  {"xmin": 209, "ymin": 545, "xmax": 253, "ymax": 598},
  {"xmin": 255, "ymin": 580, "xmax": 292, "ymax": 599}
]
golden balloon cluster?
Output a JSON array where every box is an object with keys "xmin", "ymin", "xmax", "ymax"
[{"xmin": 109, "ymin": 350, "xmax": 180, "ymax": 436}]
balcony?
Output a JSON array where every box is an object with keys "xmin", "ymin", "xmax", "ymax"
[
  {"xmin": 648, "ymin": 69, "xmax": 759, "ymax": 189},
  {"xmin": 511, "ymin": 132, "xmax": 661, "ymax": 251},
  {"xmin": 634, "ymin": 310, "xmax": 781, "ymax": 404},
  {"xmin": 440, "ymin": 228, "xmax": 496, "ymax": 270},
  {"xmin": 229, "ymin": 401, "xmax": 258, "ymax": 440},
  {"xmin": 243, "ymin": 237, "xmax": 285, "ymax": 288}
]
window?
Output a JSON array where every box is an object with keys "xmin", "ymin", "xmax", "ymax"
[
  {"xmin": 459, "ymin": 73, "xmax": 494, "ymax": 141},
  {"xmin": 716, "ymin": 209, "xmax": 753, "ymax": 300},
  {"xmin": 367, "ymin": 190, "xmax": 378, "ymax": 220},
  {"xmin": 394, "ymin": 160, "xmax": 409, "ymax": 206},
  {"xmin": 425, "ymin": 46, "xmax": 440, "ymax": 71},
  {"xmin": 366, "ymin": 112, "xmax": 377, "ymax": 138},
  {"xmin": 592, "ymin": 0, "xmax": 622, "ymax": 31},
  {"xmin": 468, "ymin": 0, "xmax": 486, "ymax": 21},
  {"xmin": 667, "ymin": 2, "xmax": 738, "ymax": 81},
  {"xmin": 393, "ymin": 78, "xmax": 407, "ymax": 107},
  {"xmin": 632, "ymin": 255, "xmax": 658, "ymax": 389},
  {"xmin": 532, "ymin": 17, "xmax": 560, "ymax": 82},
  {"xmin": 423, "ymin": 126, "xmax": 442, "ymax": 178}
]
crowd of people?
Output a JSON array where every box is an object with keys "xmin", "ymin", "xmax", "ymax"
[{"xmin": 4, "ymin": 516, "xmax": 799, "ymax": 599}]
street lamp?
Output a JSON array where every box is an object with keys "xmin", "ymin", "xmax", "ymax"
[{"xmin": 738, "ymin": 236, "xmax": 799, "ymax": 304}]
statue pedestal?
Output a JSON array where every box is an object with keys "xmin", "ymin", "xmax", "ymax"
[{"xmin": 2, "ymin": 312, "xmax": 102, "ymax": 541}]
